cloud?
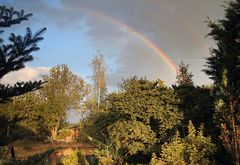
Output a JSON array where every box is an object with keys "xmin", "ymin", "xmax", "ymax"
[
  {"xmin": 1, "ymin": 0, "xmax": 225, "ymax": 86},
  {"xmin": 0, "ymin": 66, "xmax": 50, "ymax": 85},
  {"xmin": 56, "ymin": 0, "xmax": 224, "ymax": 86},
  {"xmin": 106, "ymin": 34, "xmax": 176, "ymax": 87}
]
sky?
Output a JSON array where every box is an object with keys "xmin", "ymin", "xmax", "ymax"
[
  {"xmin": 0, "ymin": 0, "xmax": 228, "ymax": 88},
  {"xmin": 0, "ymin": 0, "xmax": 228, "ymax": 121}
]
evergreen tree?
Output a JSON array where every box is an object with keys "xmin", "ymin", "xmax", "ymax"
[
  {"xmin": 0, "ymin": 6, "xmax": 46, "ymax": 102},
  {"xmin": 151, "ymin": 121, "xmax": 216, "ymax": 165},
  {"xmin": 0, "ymin": 6, "xmax": 46, "ymax": 158},
  {"xmin": 174, "ymin": 63, "xmax": 216, "ymax": 137},
  {"xmin": 176, "ymin": 61, "xmax": 194, "ymax": 87},
  {"xmin": 204, "ymin": 0, "xmax": 240, "ymax": 164}
]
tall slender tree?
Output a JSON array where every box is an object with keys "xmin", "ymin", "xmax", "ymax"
[
  {"xmin": 90, "ymin": 52, "xmax": 107, "ymax": 110},
  {"xmin": 204, "ymin": 1, "xmax": 240, "ymax": 164},
  {"xmin": 0, "ymin": 6, "xmax": 46, "ymax": 102}
]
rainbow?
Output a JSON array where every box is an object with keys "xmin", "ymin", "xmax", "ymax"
[{"xmin": 78, "ymin": 6, "xmax": 177, "ymax": 74}]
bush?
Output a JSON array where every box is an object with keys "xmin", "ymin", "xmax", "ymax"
[
  {"xmin": 94, "ymin": 147, "xmax": 113, "ymax": 165},
  {"xmin": 58, "ymin": 129, "xmax": 72, "ymax": 140},
  {"xmin": 60, "ymin": 149, "xmax": 89, "ymax": 165},
  {"xmin": 152, "ymin": 121, "xmax": 216, "ymax": 165}
]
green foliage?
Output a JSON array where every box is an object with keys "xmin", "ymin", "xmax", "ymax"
[
  {"xmin": 61, "ymin": 150, "xmax": 79, "ymax": 165},
  {"xmin": 77, "ymin": 150, "xmax": 89, "ymax": 165},
  {"xmin": 176, "ymin": 61, "xmax": 194, "ymax": 87},
  {"xmin": 0, "ymin": 64, "xmax": 88, "ymax": 143},
  {"xmin": 174, "ymin": 62, "xmax": 216, "ymax": 138},
  {"xmin": 0, "ymin": 92, "xmax": 47, "ymax": 137},
  {"xmin": 0, "ymin": 95, "xmax": 43, "ymax": 146},
  {"xmin": 88, "ymin": 77, "xmax": 183, "ymax": 163},
  {"xmin": 185, "ymin": 122, "xmax": 216, "ymax": 165},
  {"xmin": 0, "ymin": 146, "xmax": 10, "ymax": 160},
  {"xmin": 94, "ymin": 147, "xmax": 113, "ymax": 165},
  {"xmin": 204, "ymin": 0, "xmax": 240, "ymax": 163},
  {"xmin": 41, "ymin": 64, "xmax": 88, "ymax": 140},
  {"xmin": 108, "ymin": 77, "xmax": 182, "ymax": 141},
  {"xmin": 173, "ymin": 85, "xmax": 216, "ymax": 137},
  {"xmin": 108, "ymin": 120, "xmax": 157, "ymax": 155},
  {"xmin": 0, "ymin": 5, "xmax": 46, "ymax": 150},
  {"xmin": 0, "ymin": 6, "xmax": 32, "ymax": 28},
  {"xmin": 83, "ymin": 105, "xmax": 112, "ymax": 144},
  {"xmin": 57, "ymin": 129, "xmax": 72, "ymax": 140},
  {"xmin": 94, "ymin": 147, "xmax": 111, "ymax": 158},
  {"xmin": 60, "ymin": 150, "xmax": 90, "ymax": 165},
  {"xmin": 150, "ymin": 153, "xmax": 165, "ymax": 165},
  {"xmin": 160, "ymin": 132, "xmax": 185, "ymax": 165},
  {"xmin": 0, "ymin": 6, "xmax": 46, "ymax": 102},
  {"xmin": 0, "ymin": 91, "xmax": 49, "ymax": 146},
  {"xmin": 155, "ymin": 121, "xmax": 216, "ymax": 165},
  {"xmin": 0, "ymin": 149, "xmax": 54, "ymax": 165},
  {"xmin": 90, "ymin": 53, "xmax": 107, "ymax": 110}
]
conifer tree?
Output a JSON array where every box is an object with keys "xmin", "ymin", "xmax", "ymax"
[
  {"xmin": 0, "ymin": 6, "xmax": 46, "ymax": 159},
  {"xmin": 0, "ymin": 6, "xmax": 46, "ymax": 102},
  {"xmin": 204, "ymin": 1, "xmax": 240, "ymax": 164},
  {"xmin": 176, "ymin": 61, "xmax": 194, "ymax": 87},
  {"xmin": 174, "ymin": 63, "xmax": 215, "ymax": 137},
  {"xmin": 151, "ymin": 121, "xmax": 216, "ymax": 165}
]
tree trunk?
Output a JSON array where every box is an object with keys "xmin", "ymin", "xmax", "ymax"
[
  {"xmin": 51, "ymin": 129, "xmax": 58, "ymax": 141},
  {"xmin": 230, "ymin": 97, "xmax": 240, "ymax": 165},
  {"xmin": 7, "ymin": 145, "xmax": 16, "ymax": 159},
  {"xmin": 51, "ymin": 118, "xmax": 61, "ymax": 141},
  {"xmin": 98, "ymin": 75, "xmax": 100, "ymax": 111},
  {"xmin": 10, "ymin": 145, "xmax": 16, "ymax": 158}
]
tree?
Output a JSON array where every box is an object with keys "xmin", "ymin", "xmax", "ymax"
[
  {"xmin": 105, "ymin": 77, "xmax": 182, "ymax": 163},
  {"xmin": 174, "ymin": 63, "xmax": 216, "ymax": 138},
  {"xmin": 0, "ymin": 6, "xmax": 46, "ymax": 102},
  {"xmin": 0, "ymin": 6, "xmax": 46, "ymax": 159},
  {"xmin": 108, "ymin": 120, "xmax": 157, "ymax": 161},
  {"xmin": 159, "ymin": 132, "xmax": 185, "ymax": 165},
  {"xmin": 204, "ymin": 0, "xmax": 240, "ymax": 164},
  {"xmin": 174, "ymin": 85, "xmax": 216, "ymax": 136},
  {"xmin": 84, "ymin": 53, "xmax": 107, "ymax": 145},
  {"xmin": 176, "ymin": 61, "xmax": 194, "ymax": 87},
  {"xmin": 41, "ymin": 64, "xmax": 88, "ymax": 140},
  {"xmin": 0, "ymin": 92, "xmax": 42, "ymax": 132},
  {"xmin": 90, "ymin": 53, "xmax": 107, "ymax": 110},
  {"xmin": 151, "ymin": 121, "xmax": 216, "ymax": 165},
  {"xmin": 0, "ymin": 92, "xmax": 47, "ymax": 140}
]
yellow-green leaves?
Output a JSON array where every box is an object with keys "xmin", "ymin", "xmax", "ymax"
[
  {"xmin": 108, "ymin": 120, "xmax": 157, "ymax": 155},
  {"xmin": 158, "ymin": 121, "xmax": 216, "ymax": 165},
  {"xmin": 106, "ymin": 77, "xmax": 182, "ymax": 160}
]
